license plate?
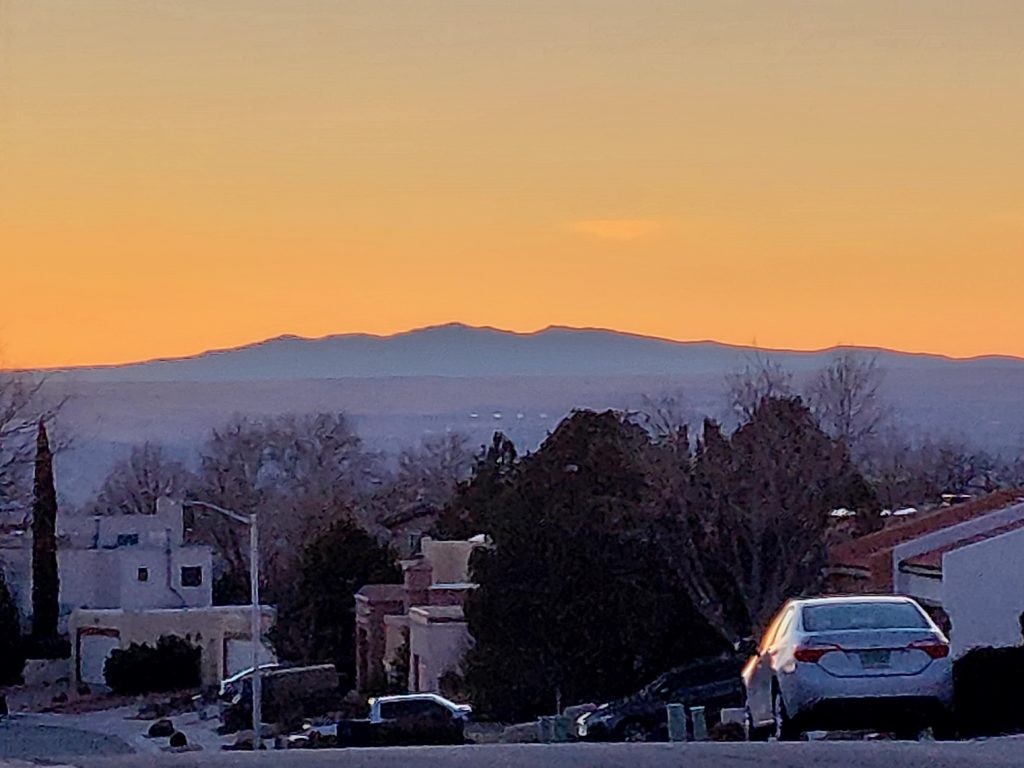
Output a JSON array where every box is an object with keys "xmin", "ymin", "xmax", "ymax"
[{"xmin": 859, "ymin": 650, "xmax": 891, "ymax": 668}]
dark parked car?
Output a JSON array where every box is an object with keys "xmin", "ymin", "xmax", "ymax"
[
  {"xmin": 576, "ymin": 653, "xmax": 746, "ymax": 742},
  {"xmin": 219, "ymin": 664, "xmax": 341, "ymax": 733}
]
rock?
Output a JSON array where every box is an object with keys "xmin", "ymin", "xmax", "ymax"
[
  {"xmin": 169, "ymin": 731, "xmax": 188, "ymax": 748},
  {"xmin": 148, "ymin": 718, "xmax": 175, "ymax": 738}
]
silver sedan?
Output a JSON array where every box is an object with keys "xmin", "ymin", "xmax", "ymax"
[{"xmin": 743, "ymin": 595, "xmax": 954, "ymax": 740}]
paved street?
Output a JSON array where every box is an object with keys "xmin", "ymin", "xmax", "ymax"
[
  {"xmin": 9, "ymin": 739, "xmax": 1019, "ymax": 768},
  {"xmin": 0, "ymin": 721, "xmax": 132, "ymax": 761},
  {"xmin": 4, "ymin": 714, "xmax": 1024, "ymax": 768}
]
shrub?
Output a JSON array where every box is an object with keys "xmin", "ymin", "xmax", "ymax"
[
  {"xmin": 24, "ymin": 636, "xmax": 70, "ymax": 661},
  {"xmin": 0, "ymin": 569, "xmax": 25, "ymax": 684},
  {"xmin": 104, "ymin": 635, "xmax": 201, "ymax": 695},
  {"xmin": 953, "ymin": 645, "xmax": 1024, "ymax": 737}
]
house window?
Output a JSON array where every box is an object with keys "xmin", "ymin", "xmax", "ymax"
[
  {"xmin": 137, "ymin": 567, "xmax": 149, "ymax": 582},
  {"xmin": 180, "ymin": 566, "xmax": 203, "ymax": 588},
  {"xmin": 116, "ymin": 533, "xmax": 139, "ymax": 547}
]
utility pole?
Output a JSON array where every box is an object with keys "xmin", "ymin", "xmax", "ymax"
[{"xmin": 182, "ymin": 500, "xmax": 263, "ymax": 751}]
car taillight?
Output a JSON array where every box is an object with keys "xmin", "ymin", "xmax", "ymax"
[
  {"xmin": 908, "ymin": 639, "xmax": 949, "ymax": 659},
  {"xmin": 794, "ymin": 645, "xmax": 840, "ymax": 664}
]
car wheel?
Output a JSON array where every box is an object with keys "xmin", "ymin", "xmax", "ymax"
[
  {"xmin": 619, "ymin": 720, "xmax": 650, "ymax": 743},
  {"xmin": 931, "ymin": 711, "xmax": 957, "ymax": 741},
  {"xmin": 772, "ymin": 688, "xmax": 801, "ymax": 742}
]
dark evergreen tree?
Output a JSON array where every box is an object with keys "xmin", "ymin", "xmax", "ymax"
[
  {"xmin": 0, "ymin": 567, "xmax": 25, "ymax": 684},
  {"xmin": 31, "ymin": 419, "xmax": 60, "ymax": 645},
  {"xmin": 463, "ymin": 411, "xmax": 724, "ymax": 722},
  {"xmin": 434, "ymin": 432, "xmax": 518, "ymax": 540},
  {"xmin": 271, "ymin": 516, "xmax": 401, "ymax": 689}
]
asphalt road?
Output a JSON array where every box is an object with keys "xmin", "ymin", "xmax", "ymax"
[
  {"xmin": 43, "ymin": 739, "xmax": 1024, "ymax": 768},
  {"xmin": 0, "ymin": 722, "xmax": 133, "ymax": 761}
]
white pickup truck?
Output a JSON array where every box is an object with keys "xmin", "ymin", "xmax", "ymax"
[
  {"xmin": 332, "ymin": 693, "xmax": 473, "ymax": 746},
  {"xmin": 367, "ymin": 693, "xmax": 473, "ymax": 723}
]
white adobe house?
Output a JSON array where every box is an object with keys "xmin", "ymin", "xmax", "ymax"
[
  {"xmin": 828, "ymin": 492, "xmax": 1024, "ymax": 658},
  {"xmin": 896, "ymin": 512, "xmax": 1024, "ymax": 658},
  {"xmin": 0, "ymin": 498, "xmax": 213, "ymax": 631}
]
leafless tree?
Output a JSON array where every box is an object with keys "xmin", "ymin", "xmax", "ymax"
[
  {"xmin": 192, "ymin": 413, "xmax": 374, "ymax": 595},
  {"xmin": 85, "ymin": 442, "xmax": 192, "ymax": 515},
  {"xmin": 860, "ymin": 429, "xmax": 1008, "ymax": 509},
  {"xmin": 364, "ymin": 432, "xmax": 475, "ymax": 545},
  {"xmin": 392, "ymin": 432, "xmax": 473, "ymax": 508},
  {"xmin": 808, "ymin": 352, "xmax": 890, "ymax": 457},
  {"xmin": 724, "ymin": 353, "xmax": 794, "ymax": 422},
  {"xmin": 0, "ymin": 373, "xmax": 65, "ymax": 511},
  {"xmin": 653, "ymin": 398, "xmax": 875, "ymax": 642},
  {"xmin": 634, "ymin": 393, "xmax": 692, "ymax": 461}
]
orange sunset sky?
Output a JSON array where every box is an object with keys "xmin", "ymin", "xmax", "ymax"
[{"xmin": 2, "ymin": 1, "xmax": 1023, "ymax": 368}]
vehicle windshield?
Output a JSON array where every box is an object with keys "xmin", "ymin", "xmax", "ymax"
[{"xmin": 802, "ymin": 602, "xmax": 929, "ymax": 632}]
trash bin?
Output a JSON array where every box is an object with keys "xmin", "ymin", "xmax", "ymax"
[
  {"xmin": 667, "ymin": 704, "xmax": 687, "ymax": 742},
  {"xmin": 690, "ymin": 706, "xmax": 708, "ymax": 741}
]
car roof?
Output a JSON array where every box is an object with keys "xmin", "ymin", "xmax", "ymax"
[
  {"xmin": 787, "ymin": 595, "xmax": 920, "ymax": 609},
  {"xmin": 376, "ymin": 693, "xmax": 450, "ymax": 704}
]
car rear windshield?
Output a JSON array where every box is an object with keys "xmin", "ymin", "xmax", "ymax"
[{"xmin": 802, "ymin": 602, "xmax": 929, "ymax": 632}]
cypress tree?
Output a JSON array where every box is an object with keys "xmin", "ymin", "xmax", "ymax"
[{"xmin": 31, "ymin": 419, "xmax": 60, "ymax": 644}]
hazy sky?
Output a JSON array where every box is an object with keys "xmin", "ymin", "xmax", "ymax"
[{"xmin": 2, "ymin": 1, "xmax": 1022, "ymax": 367}]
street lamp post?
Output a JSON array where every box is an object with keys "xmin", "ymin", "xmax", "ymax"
[{"xmin": 184, "ymin": 500, "xmax": 262, "ymax": 751}]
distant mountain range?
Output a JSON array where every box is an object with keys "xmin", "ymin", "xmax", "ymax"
[
  {"xmin": 27, "ymin": 324, "xmax": 1024, "ymax": 507},
  {"xmin": 39, "ymin": 323, "xmax": 1024, "ymax": 382}
]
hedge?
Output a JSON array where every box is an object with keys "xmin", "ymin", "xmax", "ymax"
[{"xmin": 104, "ymin": 635, "xmax": 201, "ymax": 695}]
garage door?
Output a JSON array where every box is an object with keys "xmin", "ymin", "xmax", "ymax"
[
  {"xmin": 225, "ymin": 639, "xmax": 276, "ymax": 678},
  {"xmin": 80, "ymin": 633, "xmax": 121, "ymax": 687}
]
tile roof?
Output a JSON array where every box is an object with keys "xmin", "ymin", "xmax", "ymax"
[
  {"xmin": 829, "ymin": 490, "xmax": 1024, "ymax": 570},
  {"xmin": 900, "ymin": 516, "xmax": 1024, "ymax": 572},
  {"xmin": 826, "ymin": 490, "xmax": 1024, "ymax": 590}
]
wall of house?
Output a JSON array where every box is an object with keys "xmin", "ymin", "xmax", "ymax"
[
  {"xmin": 3, "ymin": 501, "xmax": 213, "ymax": 628},
  {"xmin": 62, "ymin": 501, "xmax": 186, "ymax": 550},
  {"xmin": 891, "ymin": 502, "xmax": 1024, "ymax": 594},
  {"xmin": 421, "ymin": 538, "xmax": 478, "ymax": 585},
  {"xmin": 943, "ymin": 527, "xmax": 1024, "ymax": 658},
  {"xmin": 111, "ymin": 546, "xmax": 213, "ymax": 611},
  {"xmin": 898, "ymin": 571, "xmax": 943, "ymax": 606},
  {"xmin": 60, "ymin": 549, "xmax": 119, "ymax": 612},
  {"xmin": 408, "ymin": 614, "xmax": 471, "ymax": 693},
  {"xmin": 69, "ymin": 605, "xmax": 276, "ymax": 689},
  {"xmin": 354, "ymin": 594, "xmax": 404, "ymax": 692}
]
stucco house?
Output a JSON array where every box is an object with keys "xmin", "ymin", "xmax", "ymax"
[
  {"xmin": 827, "ymin": 490, "xmax": 1024, "ymax": 657},
  {"xmin": 1, "ymin": 498, "xmax": 278, "ymax": 690},
  {"xmin": 0, "ymin": 498, "xmax": 214, "ymax": 630},
  {"xmin": 69, "ymin": 604, "xmax": 276, "ymax": 689},
  {"xmin": 355, "ymin": 535, "xmax": 487, "ymax": 694}
]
